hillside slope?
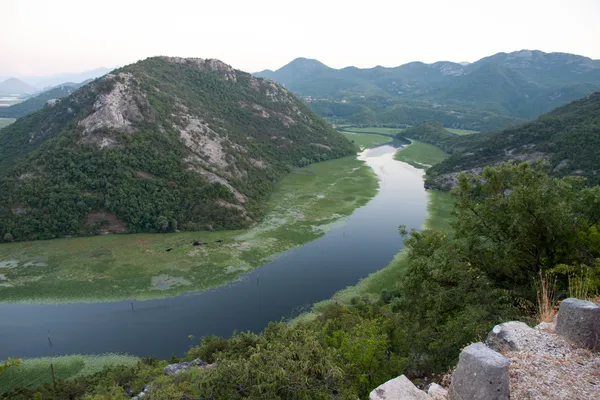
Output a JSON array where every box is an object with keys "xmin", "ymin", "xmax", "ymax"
[
  {"xmin": 0, "ymin": 83, "xmax": 83, "ymax": 118},
  {"xmin": 0, "ymin": 57, "xmax": 354, "ymax": 242},
  {"xmin": 426, "ymin": 92, "xmax": 600, "ymax": 189}
]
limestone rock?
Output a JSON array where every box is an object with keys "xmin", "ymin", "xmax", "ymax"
[
  {"xmin": 485, "ymin": 321, "xmax": 535, "ymax": 352},
  {"xmin": 556, "ymin": 297, "xmax": 600, "ymax": 351},
  {"xmin": 425, "ymin": 382, "xmax": 448, "ymax": 400},
  {"xmin": 448, "ymin": 342, "xmax": 509, "ymax": 400},
  {"xmin": 163, "ymin": 358, "xmax": 208, "ymax": 376},
  {"xmin": 369, "ymin": 375, "xmax": 431, "ymax": 400}
]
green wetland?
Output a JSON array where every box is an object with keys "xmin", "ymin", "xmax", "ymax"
[{"xmin": 0, "ymin": 156, "xmax": 377, "ymax": 304}]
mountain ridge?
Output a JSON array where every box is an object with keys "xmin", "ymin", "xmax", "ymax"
[{"xmin": 254, "ymin": 50, "xmax": 600, "ymax": 130}]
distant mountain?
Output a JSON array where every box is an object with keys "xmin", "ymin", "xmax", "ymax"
[
  {"xmin": 426, "ymin": 92, "xmax": 600, "ymax": 189},
  {"xmin": 0, "ymin": 82, "xmax": 84, "ymax": 118},
  {"xmin": 0, "ymin": 56, "xmax": 354, "ymax": 242},
  {"xmin": 256, "ymin": 50, "xmax": 600, "ymax": 130},
  {"xmin": 28, "ymin": 67, "xmax": 113, "ymax": 89},
  {"xmin": 0, "ymin": 78, "xmax": 36, "ymax": 95}
]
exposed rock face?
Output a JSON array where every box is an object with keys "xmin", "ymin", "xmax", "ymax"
[
  {"xmin": 485, "ymin": 321, "xmax": 536, "ymax": 352},
  {"xmin": 78, "ymin": 72, "xmax": 146, "ymax": 138},
  {"xmin": 448, "ymin": 342, "xmax": 510, "ymax": 400},
  {"xmin": 369, "ymin": 375, "xmax": 431, "ymax": 400},
  {"xmin": 555, "ymin": 297, "xmax": 600, "ymax": 351},
  {"xmin": 163, "ymin": 358, "xmax": 213, "ymax": 376}
]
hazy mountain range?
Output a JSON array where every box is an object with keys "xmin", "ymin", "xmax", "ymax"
[{"xmin": 256, "ymin": 50, "xmax": 600, "ymax": 130}]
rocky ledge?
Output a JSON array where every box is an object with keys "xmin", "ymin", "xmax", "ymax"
[{"xmin": 369, "ymin": 298, "xmax": 600, "ymax": 400}]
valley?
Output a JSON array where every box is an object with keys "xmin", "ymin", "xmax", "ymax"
[
  {"xmin": 0, "ymin": 144, "xmax": 430, "ymax": 360},
  {"xmin": 2, "ymin": 12, "xmax": 600, "ymax": 396},
  {"xmin": 0, "ymin": 155, "xmax": 377, "ymax": 303}
]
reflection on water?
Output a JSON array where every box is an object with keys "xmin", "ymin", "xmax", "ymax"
[{"xmin": 0, "ymin": 144, "xmax": 428, "ymax": 359}]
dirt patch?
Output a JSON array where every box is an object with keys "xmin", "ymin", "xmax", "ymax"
[{"xmin": 85, "ymin": 211, "xmax": 127, "ymax": 234}]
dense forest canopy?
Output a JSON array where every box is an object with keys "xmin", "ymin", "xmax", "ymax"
[{"xmin": 0, "ymin": 57, "xmax": 355, "ymax": 242}]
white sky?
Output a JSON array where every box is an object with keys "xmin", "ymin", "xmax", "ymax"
[{"xmin": 1, "ymin": 0, "xmax": 599, "ymax": 76}]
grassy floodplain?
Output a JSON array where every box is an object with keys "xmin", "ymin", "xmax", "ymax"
[
  {"xmin": 0, "ymin": 156, "xmax": 378, "ymax": 303},
  {"xmin": 0, "ymin": 118, "xmax": 15, "ymax": 129},
  {"xmin": 0, "ymin": 354, "xmax": 139, "ymax": 393},
  {"xmin": 446, "ymin": 127, "xmax": 479, "ymax": 135},
  {"xmin": 394, "ymin": 139, "xmax": 448, "ymax": 168},
  {"xmin": 341, "ymin": 132, "xmax": 392, "ymax": 150},
  {"xmin": 338, "ymin": 126, "xmax": 405, "ymax": 135}
]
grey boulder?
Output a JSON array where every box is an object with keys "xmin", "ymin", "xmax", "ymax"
[
  {"xmin": 369, "ymin": 375, "xmax": 431, "ymax": 400},
  {"xmin": 485, "ymin": 321, "xmax": 535, "ymax": 352},
  {"xmin": 556, "ymin": 297, "xmax": 600, "ymax": 351},
  {"xmin": 425, "ymin": 382, "xmax": 448, "ymax": 400},
  {"xmin": 448, "ymin": 342, "xmax": 510, "ymax": 400}
]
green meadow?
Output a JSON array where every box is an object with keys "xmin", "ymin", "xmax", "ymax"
[
  {"xmin": 446, "ymin": 127, "xmax": 479, "ymax": 135},
  {"xmin": 394, "ymin": 139, "xmax": 448, "ymax": 168},
  {"xmin": 338, "ymin": 126, "xmax": 405, "ymax": 135},
  {"xmin": 341, "ymin": 132, "xmax": 392, "ymax": 149},
  {"xmin": 0, "ymin": 354, "xmax": 139, "ymax": 393},
  {"xmin": 0, "ymin": 156, "xmax": 378, "ymax": 304}
]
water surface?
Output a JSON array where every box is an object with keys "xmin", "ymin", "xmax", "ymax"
[{"xmin": 0, "ymin": 144, "xmax": 428, "ymax": 359}]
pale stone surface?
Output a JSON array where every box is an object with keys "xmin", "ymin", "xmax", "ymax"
[
  {"xmin": 486, "ymin": 321, "xmax": 536, "ymax": 352},
  {"xmin": 555, "ymin": 297, "xmax": 600, "ymax": 351},
  {"xmin": 369, "ymin": 375, "xmax": 431, "ymax": 400},
  {"xmin": 425, "ymin": 382, "xmax": 448, "ymax": 400},
  {"xmin": 448, "ymin": 342, "xmax": 510, "ymax": 400}
]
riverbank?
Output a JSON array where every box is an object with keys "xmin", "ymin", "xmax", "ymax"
[
  {"xmin": 294, "ymin": 188, "xmax": 454, "ymax": 323},
  {"xmin": 293, "ymin": 142, "xmax": 454, "ymax": 322},
  {"xmin": 340, "ymin": 132, "xmax": 392, "ymax": 150},
  {"xmin": 393, "ymin": 139, "xmax": 448, "ymax": 169},
  {"xmin": 0, "ymin": 155, "xmax": 378, "ymax": 304}
]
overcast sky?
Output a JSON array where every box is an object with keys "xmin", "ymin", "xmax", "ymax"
[{"xmin": 2, "ymin": 0, "xmax": 599, "ymax": 77}]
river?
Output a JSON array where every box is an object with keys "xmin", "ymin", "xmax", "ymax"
[{"xmin": 0, "ymin": 144, "xmax": 428, "ymax": 360}]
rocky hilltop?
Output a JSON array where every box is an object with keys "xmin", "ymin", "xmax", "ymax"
[{"xmin": 0, "ymin": 57, "xmax": 354, "ymax": 241}]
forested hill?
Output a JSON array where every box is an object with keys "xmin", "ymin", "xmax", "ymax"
[
  {"xmin": 426, "ymin": 92, "xmax": 600, "ymax": 189},
  {"xmin": 0, "ymin": 83, "xmax": 84, "ymax": 118},
  {"xmin": 0, "ymin": 56, "xmax": 354, "ymax": 242},
  {"xmin": 256, "ymin": 50, "xmax": 600, "ymax": 131}
]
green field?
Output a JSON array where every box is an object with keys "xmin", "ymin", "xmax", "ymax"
[
  {"xmin": 0, "ymin": 354, "xmax": 139, "ymax": 393},
  {"xmin": 0, "ymin": 118, "xmax": 15, "ymax": 129},
  {"xmin": 339, "ymin": 126, "xmax": 405, "ymax": 135},
  {"xmin": 446, "ymin": 128, "xmax": 479, "ymax": 135},
  {"xmin": 394, "ymin": 140, "xmax": 448, "ymax": 169},
  {"xmin": 341, "ymin": 132, "xmax": 391, "ymax": 149},
  {"xmin": 0, "ymin": 156, "xmax": 378, "ymax": 303}
]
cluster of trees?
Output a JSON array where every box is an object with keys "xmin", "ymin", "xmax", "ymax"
[
  {"xmin": 0, "ymin": 57, "xmax": 355, "ymax": 242},
  {"xmin": 6, "ymin": 163, "xmax": 600, "ymax": 399}
]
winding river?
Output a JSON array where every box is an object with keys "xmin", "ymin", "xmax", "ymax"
[{"xmin": 0, "ymin": 144, "xmax": 428, "ymax": 360}]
